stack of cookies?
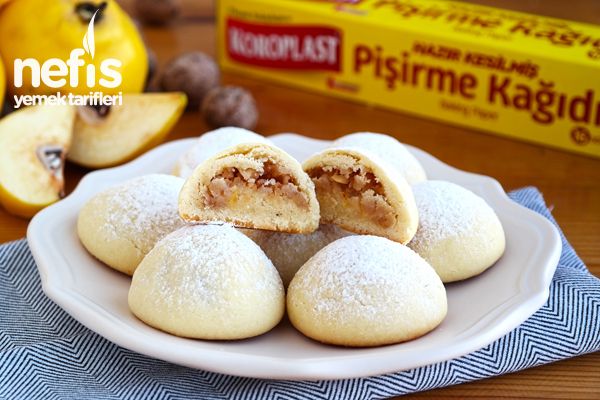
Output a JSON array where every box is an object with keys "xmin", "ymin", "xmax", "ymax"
[{"xmin": 77, "ymin": 128, "xmax": 505, "ymax": 347}]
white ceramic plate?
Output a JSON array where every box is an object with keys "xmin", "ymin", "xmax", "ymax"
[{"xmin": 27, "ymin": 134, "xmax": 561, "ymax": 380}]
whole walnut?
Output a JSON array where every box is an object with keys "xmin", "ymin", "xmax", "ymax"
[
  {"xmin": 201, "ymin": 86, "xmax": 259, "ymax": 130},
  {"xmin": 160, "ymin": 52, "xmax": 220, "ymax": 109},
  {"xmin": 134, "ymin": 0, "xmax": 181, "ymax": 25}
]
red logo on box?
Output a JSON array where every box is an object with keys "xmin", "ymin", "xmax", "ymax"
[{"xmin": 226, "ymin": 18, "xmax": 342, "ymax": 71}]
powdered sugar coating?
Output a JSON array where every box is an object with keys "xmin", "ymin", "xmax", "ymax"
[
  {"xmin": 302, "ymin": 146, "xmax": 419, "ymax": 243},
  {"xmin": 409, "ymin": 180, "xmax": 505, "ymax": 282},
  {"xmin": 410, "ymin": 181, "xmax": 486, "ymax": 248},
  {"xmin": 173, "ymin": 127, "xmax": 271, "ymax": 178},
  {"xmin": 128, "ymin": 224, "xmax": 285, "ymax": 339},
  {"xmin": 287, "ymin": 235, "xmax": 447, "ymax": 347},
  {"xmin": 179, "ymin": 141, "xmax": 321, "ymax": 233},
  {"xmin": 333, "ymin": 132, "xmax": 426, "ymax": 184},
  {"xmin": 101, "ymin": 174, "xmax": 185, "ymax": 251},
  {"xmin": 241, "ymin": 225, "xmax": 351, "ymax": 287},
  {"xmin": 77, "ymin": 174, "xmax": 185, "ymax": 275}
]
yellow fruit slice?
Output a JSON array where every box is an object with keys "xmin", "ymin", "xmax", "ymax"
[
  {"xmin": 68, "ymin": 93, "xmax": 187, "ymax": 168},
  {"xmin": 0, "ymin": 104, "xmax": 75, "ymax": 218}
]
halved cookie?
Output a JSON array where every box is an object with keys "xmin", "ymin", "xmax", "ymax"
[
  {"xmin": 303, "ymin": 148, "xmax": 418, "ymax": 244},
  {"xmin": 172, "ymin": 127, "xmax": 271, "ymax": 178},
  {"xmin": 179, "ymin": 142, "xmax": 320, "ymax": 233},
  {"xmin": 333, "ymin": 132, "xmax": 427, "ymax": 184}
]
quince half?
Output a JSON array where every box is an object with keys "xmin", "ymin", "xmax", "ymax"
[
  {"xmin": 0, "ymin": 104, "xmax": 75, "ymax": 218},
  {"xmin": 68, "ymin": 92, "xmax": 187, "ymax": 168}
]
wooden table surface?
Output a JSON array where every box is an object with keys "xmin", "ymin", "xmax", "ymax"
[{"xmin": 1, "ymin": 0, "xmax": 599, "ymax": 398}]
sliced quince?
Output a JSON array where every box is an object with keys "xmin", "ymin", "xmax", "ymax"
[
  {"xmin": 68, "ymin": 92, "xmax": 187, "ymax": 168},
  {"xmin": 0, "ymin": 104, "xmax": 75, "ymax": 218}
]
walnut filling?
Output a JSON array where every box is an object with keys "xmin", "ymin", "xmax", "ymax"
[
  {"xmin": 310, "ymin": 166, "xmax": 396, "ymax": 228},
  {"xmin": 206, "ymin": 162, "xmax": 308, "ymax": 209}
]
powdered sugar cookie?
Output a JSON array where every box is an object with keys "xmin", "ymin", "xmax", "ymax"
[
  {"xmin": 409, "ymin": 180, "xmax": 505, "ymax": 282},
  {"xmin": 77, "ymin": 174, "xmax": 185, "ymax": 275},
  {"xmin": 287, "ymin": 235, "xmax": 447, "ymax": 347},
  {"xmin": 128, "ymin": 224, "xmax": 285, "ymax": 339},
  {"xmin": 303, "ymin": 147, "xmax": 418, "ymax": 243},
  {"xmin": 179, "ymin": 142, "xmax": 320, "ymax": 233}
]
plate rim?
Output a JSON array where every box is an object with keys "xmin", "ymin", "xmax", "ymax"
[{"xmin": 26, "ymin": 133, "xmax": 562, "ymax": 380}]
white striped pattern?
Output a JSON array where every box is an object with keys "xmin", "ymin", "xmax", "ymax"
[{"xmin": 0, "ymin": 188, "xmax": 598, "ymax": 399}]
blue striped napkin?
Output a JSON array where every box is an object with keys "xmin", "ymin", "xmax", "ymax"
[{"xmin": 1, "ymin": 187, "xmax": 599, "ymax": 400}]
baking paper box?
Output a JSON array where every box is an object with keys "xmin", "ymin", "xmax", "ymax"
[{"xmin": 217, "ymin": 0, "xmax": 600, "ymax": 158}]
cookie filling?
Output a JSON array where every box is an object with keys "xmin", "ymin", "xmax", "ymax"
[
  {"xmin": 206, "ymin": 161, "xmax": 308, "ymax": 208},
  {"xmin": 309, "ymin": 165, "xmax": 396, "ymax": 228}
]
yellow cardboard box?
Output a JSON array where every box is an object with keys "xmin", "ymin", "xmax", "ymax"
[{"xmin": 217, "ymin": 0, "xmax": 600, "ymax": 158}]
